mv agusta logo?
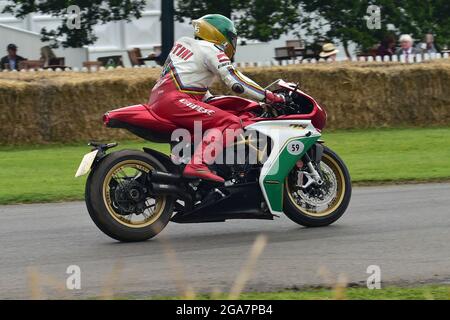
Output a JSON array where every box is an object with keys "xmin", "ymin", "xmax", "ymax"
[
  {"xmin": 179, "ymin": 98, "xmax": 215, "ymax": 115},
  {"xmin": 289, "ymin": 124, "xmax": 308, "ymax": 129}
]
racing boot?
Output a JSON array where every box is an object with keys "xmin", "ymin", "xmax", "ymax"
[{"xmin": 183, "ymin": 136, "xmax": 225, "ymax": 183}]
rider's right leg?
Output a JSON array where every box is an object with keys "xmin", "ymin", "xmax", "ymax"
[
  {"xmin": 183, "ymin": 120, "xmax": 243, "ymax": 183},
  {"xmin": 182, "ymin": 130, "xmax": 225, "ymax": 182},
  {"xmin": 150, "ymin": 95, "xmax": 243, "ymax": 183}
]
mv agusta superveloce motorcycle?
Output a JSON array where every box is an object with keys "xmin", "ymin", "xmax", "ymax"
[{"xmin": 75, "ymin": 80, "xmax": 352, "ymax": 242}]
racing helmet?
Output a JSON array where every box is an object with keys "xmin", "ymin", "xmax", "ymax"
[{"xmin": 192, "ymin": 14, "xmax": 238, "ymax": 59}]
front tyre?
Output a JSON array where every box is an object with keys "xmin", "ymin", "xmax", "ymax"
[
  {"xmin": 283, "ymin": 146, "xmax": 351, "ymax": 227},
  {"xmin": 85, "ymin": 150, "xmax": 174, "ymax": 242}
]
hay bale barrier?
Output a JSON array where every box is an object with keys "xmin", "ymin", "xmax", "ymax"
[{"xmin": 0, "ymin": 61, "xmax": 449, "ymax": 145}]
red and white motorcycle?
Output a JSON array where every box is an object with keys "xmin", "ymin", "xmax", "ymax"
[{"xmin": 76, "ymin": 79, "xmax": 351, "ymax": 242}]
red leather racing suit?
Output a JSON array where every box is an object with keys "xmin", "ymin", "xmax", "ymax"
[{"xmin": 148, "ymin": 36, "xmax": 283, "ymax": 182}]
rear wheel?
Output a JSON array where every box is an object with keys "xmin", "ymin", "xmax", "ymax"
[
  {"xmin": 283, "ymin": 146, "xmax": 351, "ymax": 227},
  {"xmin": 86, "ymin": 150, "xmax": 174, "ymax": 242}
]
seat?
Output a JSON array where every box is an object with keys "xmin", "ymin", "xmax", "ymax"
[
  {"xmin": 49, "ymin": 57, "xmax": 65, "ymax": 66},
  {"xmin": 104, "ymin": 104, "xmax": 177, "ymax": 143},
  {"xmin": 43, "ymin": 57, "xmax": 67, "ymax": 70},
  {"xmin": 128, "ymin": 48, "xmax": 145, "ymax": 66}
]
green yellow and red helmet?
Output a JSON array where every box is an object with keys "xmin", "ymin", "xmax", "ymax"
[{"xmin": 192, "ymin": 14, "xmax": 238, "ymax": 59}]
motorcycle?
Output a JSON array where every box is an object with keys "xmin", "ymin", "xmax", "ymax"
[{"xmin": 75, "ymin": 79, "xmax": 351, "ymax": 242}]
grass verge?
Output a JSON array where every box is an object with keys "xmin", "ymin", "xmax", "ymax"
[
  {"xmin": 0, "ymin": 127, "xmax": 449, "ymax": 205},
  {"xmin": 141, "ymin": 285, "xmax": 450, "ymax": 300}
]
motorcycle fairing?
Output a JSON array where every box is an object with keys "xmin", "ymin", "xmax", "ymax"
[{"xmin": 245, "ymin": 120, "xmax": 321, "ymax": 214}]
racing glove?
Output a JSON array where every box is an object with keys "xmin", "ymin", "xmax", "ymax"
[{"xmin": 265, "ymin": 91, "xmax": 286, "ymax": 104}]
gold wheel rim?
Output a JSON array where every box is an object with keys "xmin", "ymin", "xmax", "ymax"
[
  {"xmin": 286, "ymin": 153, "xmax": 346, "ymax": 217},
  {"xmin": 102, "ymin": 160, "xmax": 166, "ymax": 228}
]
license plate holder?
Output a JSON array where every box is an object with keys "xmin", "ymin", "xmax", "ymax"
[{"xmin": 75, "ymin": 150, "xmax": 99, "ymax": 177}]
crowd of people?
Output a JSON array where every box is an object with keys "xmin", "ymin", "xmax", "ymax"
[
  {"xmin": 0, "ymin": 44, "xmax": 59, "ymax": 71},
  {"xmin": 317, "ymin": 33, "xmax": 445, "ymax": 63},
  {"xmin": 376, "ymin": 33, "xmax": 441, "ymax": 58}
]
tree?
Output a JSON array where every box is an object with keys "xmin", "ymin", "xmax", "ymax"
[
  {"xmin": 300, "ymin": 0, "xmax": 450, "ymax": 57},
  {"xmin": 175, "ymin": 0, "xmax": 233, "ymax": 19},
  {"xmin": 175, "ymin": 0, "xmax": 303, "ymax": 42},
  {"xmin": 300, "ymin": 0, "xmax": 398, "ymax": 58},
  {"xmin": 385, "ymin": 0, "xmax": 450, "ymax": 50},
  {"xmin": 2, "ymin": 0, "xmax": 147, "ymax": 48}
]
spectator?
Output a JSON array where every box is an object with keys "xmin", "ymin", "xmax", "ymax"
[
  {"xmin": 396, "ymin": 34, "xmax": 420, "ymax": 62},
  {"xmin": 376, "ymin": 35, "xmax": 396, "ymax": 57},
  {"xmin": 416, "ymin": 33, "xmax": 439, "ymax": 54},
  {"xmin": 40, "ymin": 46, "xmax": 57, "ymax": 67},
  {"xmin": 1, "ymin": 44, "xmax": 27, "ymax": 71},
  {"xmin": 319, "ymin": 43, "xmax": 339, "ymax": 62}
]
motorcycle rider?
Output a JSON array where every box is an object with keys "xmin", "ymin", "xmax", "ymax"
[{"xmin": 149, "ymin": 14, "xmax": 285, "ymax": 183}]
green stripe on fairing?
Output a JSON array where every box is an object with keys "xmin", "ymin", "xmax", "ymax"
[{"xmin": 263, "ymin": 136, "xmax": 320, "ymax": 212}]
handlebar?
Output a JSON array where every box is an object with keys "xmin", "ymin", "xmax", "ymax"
[{"xmin": 259, "ymin": 90, "xmax": 300, "ymax": 118}]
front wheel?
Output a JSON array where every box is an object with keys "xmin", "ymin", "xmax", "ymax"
[
  {"xmin": 283, "ymin": 146, "xmax": 351, "ymax": 227},
  {"xmin": 85, "ymin": 150, "xmax": 174, "ymax": 242}
]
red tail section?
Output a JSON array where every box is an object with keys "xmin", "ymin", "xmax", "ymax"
[{"xmin": 103, "ymin": 104, "xmax": 177, "ymax": 142}]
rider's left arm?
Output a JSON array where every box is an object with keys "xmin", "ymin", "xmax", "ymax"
[{"xmin": 203, "ymin": 45, "xmax": 284, "ymax": 104}]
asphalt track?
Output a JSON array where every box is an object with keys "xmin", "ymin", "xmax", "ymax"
[{"xmin": 0, "ymin": 183, "xmax": 449, "ymax": 299}]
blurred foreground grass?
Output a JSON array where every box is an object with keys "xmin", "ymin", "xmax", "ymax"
[{"xmin": 0, "ymin": 127, "xmax": 449, "ymax": 205}]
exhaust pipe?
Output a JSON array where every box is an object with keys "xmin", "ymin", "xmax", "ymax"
[
  {"xmin": 150, "ymin": 171, "xmax": 182, "ymax": 184},
  {"xmin": 150, "ymin": 177, "xmax": 193, "ymax": 208},
  {"xmin": 151, "ymin": 183, "xmax": 184, "ymax": 195}
]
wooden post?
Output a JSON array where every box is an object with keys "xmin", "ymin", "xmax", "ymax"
[{"xmin": 160, "ymin": 0, "xmax": 174, "ymax": 65}]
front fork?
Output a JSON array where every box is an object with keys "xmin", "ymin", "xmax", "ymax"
[{"xmin": 297, "ymin": 144, "xmax": 324, "ymax": 188}]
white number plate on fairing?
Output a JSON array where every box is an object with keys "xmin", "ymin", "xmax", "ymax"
[
  {"xmin": 75, "ymin": 150, "xmax": 99, "ymax": 177},
  {"xmin": 287, "ymin": 141, "xmax": 305, "ymax": 155}
]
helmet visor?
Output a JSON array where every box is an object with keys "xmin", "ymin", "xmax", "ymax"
[
  {"xmin": 227, "ymin": 31, "xmax": 237, "ymax": 50},
  {"xmin": 225, "ymin": 31, "xmax": 237, "ymax": 59}
]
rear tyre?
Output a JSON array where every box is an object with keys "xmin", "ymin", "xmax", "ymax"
[
  {"xmin": 85, "ymin": 150, "xmax": 174, "ymax": 242},
  {"xmin": 283, "ymin": 146, "xmax": 351, "ymax": 227}
]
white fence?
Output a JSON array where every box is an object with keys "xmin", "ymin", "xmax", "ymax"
[
  {"xmin": 1, "ymin": 52, "xmax": 449, "ymax": 74},
  {"xmin": 235, "ymin": 52, "xmax": 450, "ymax": 67}
]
